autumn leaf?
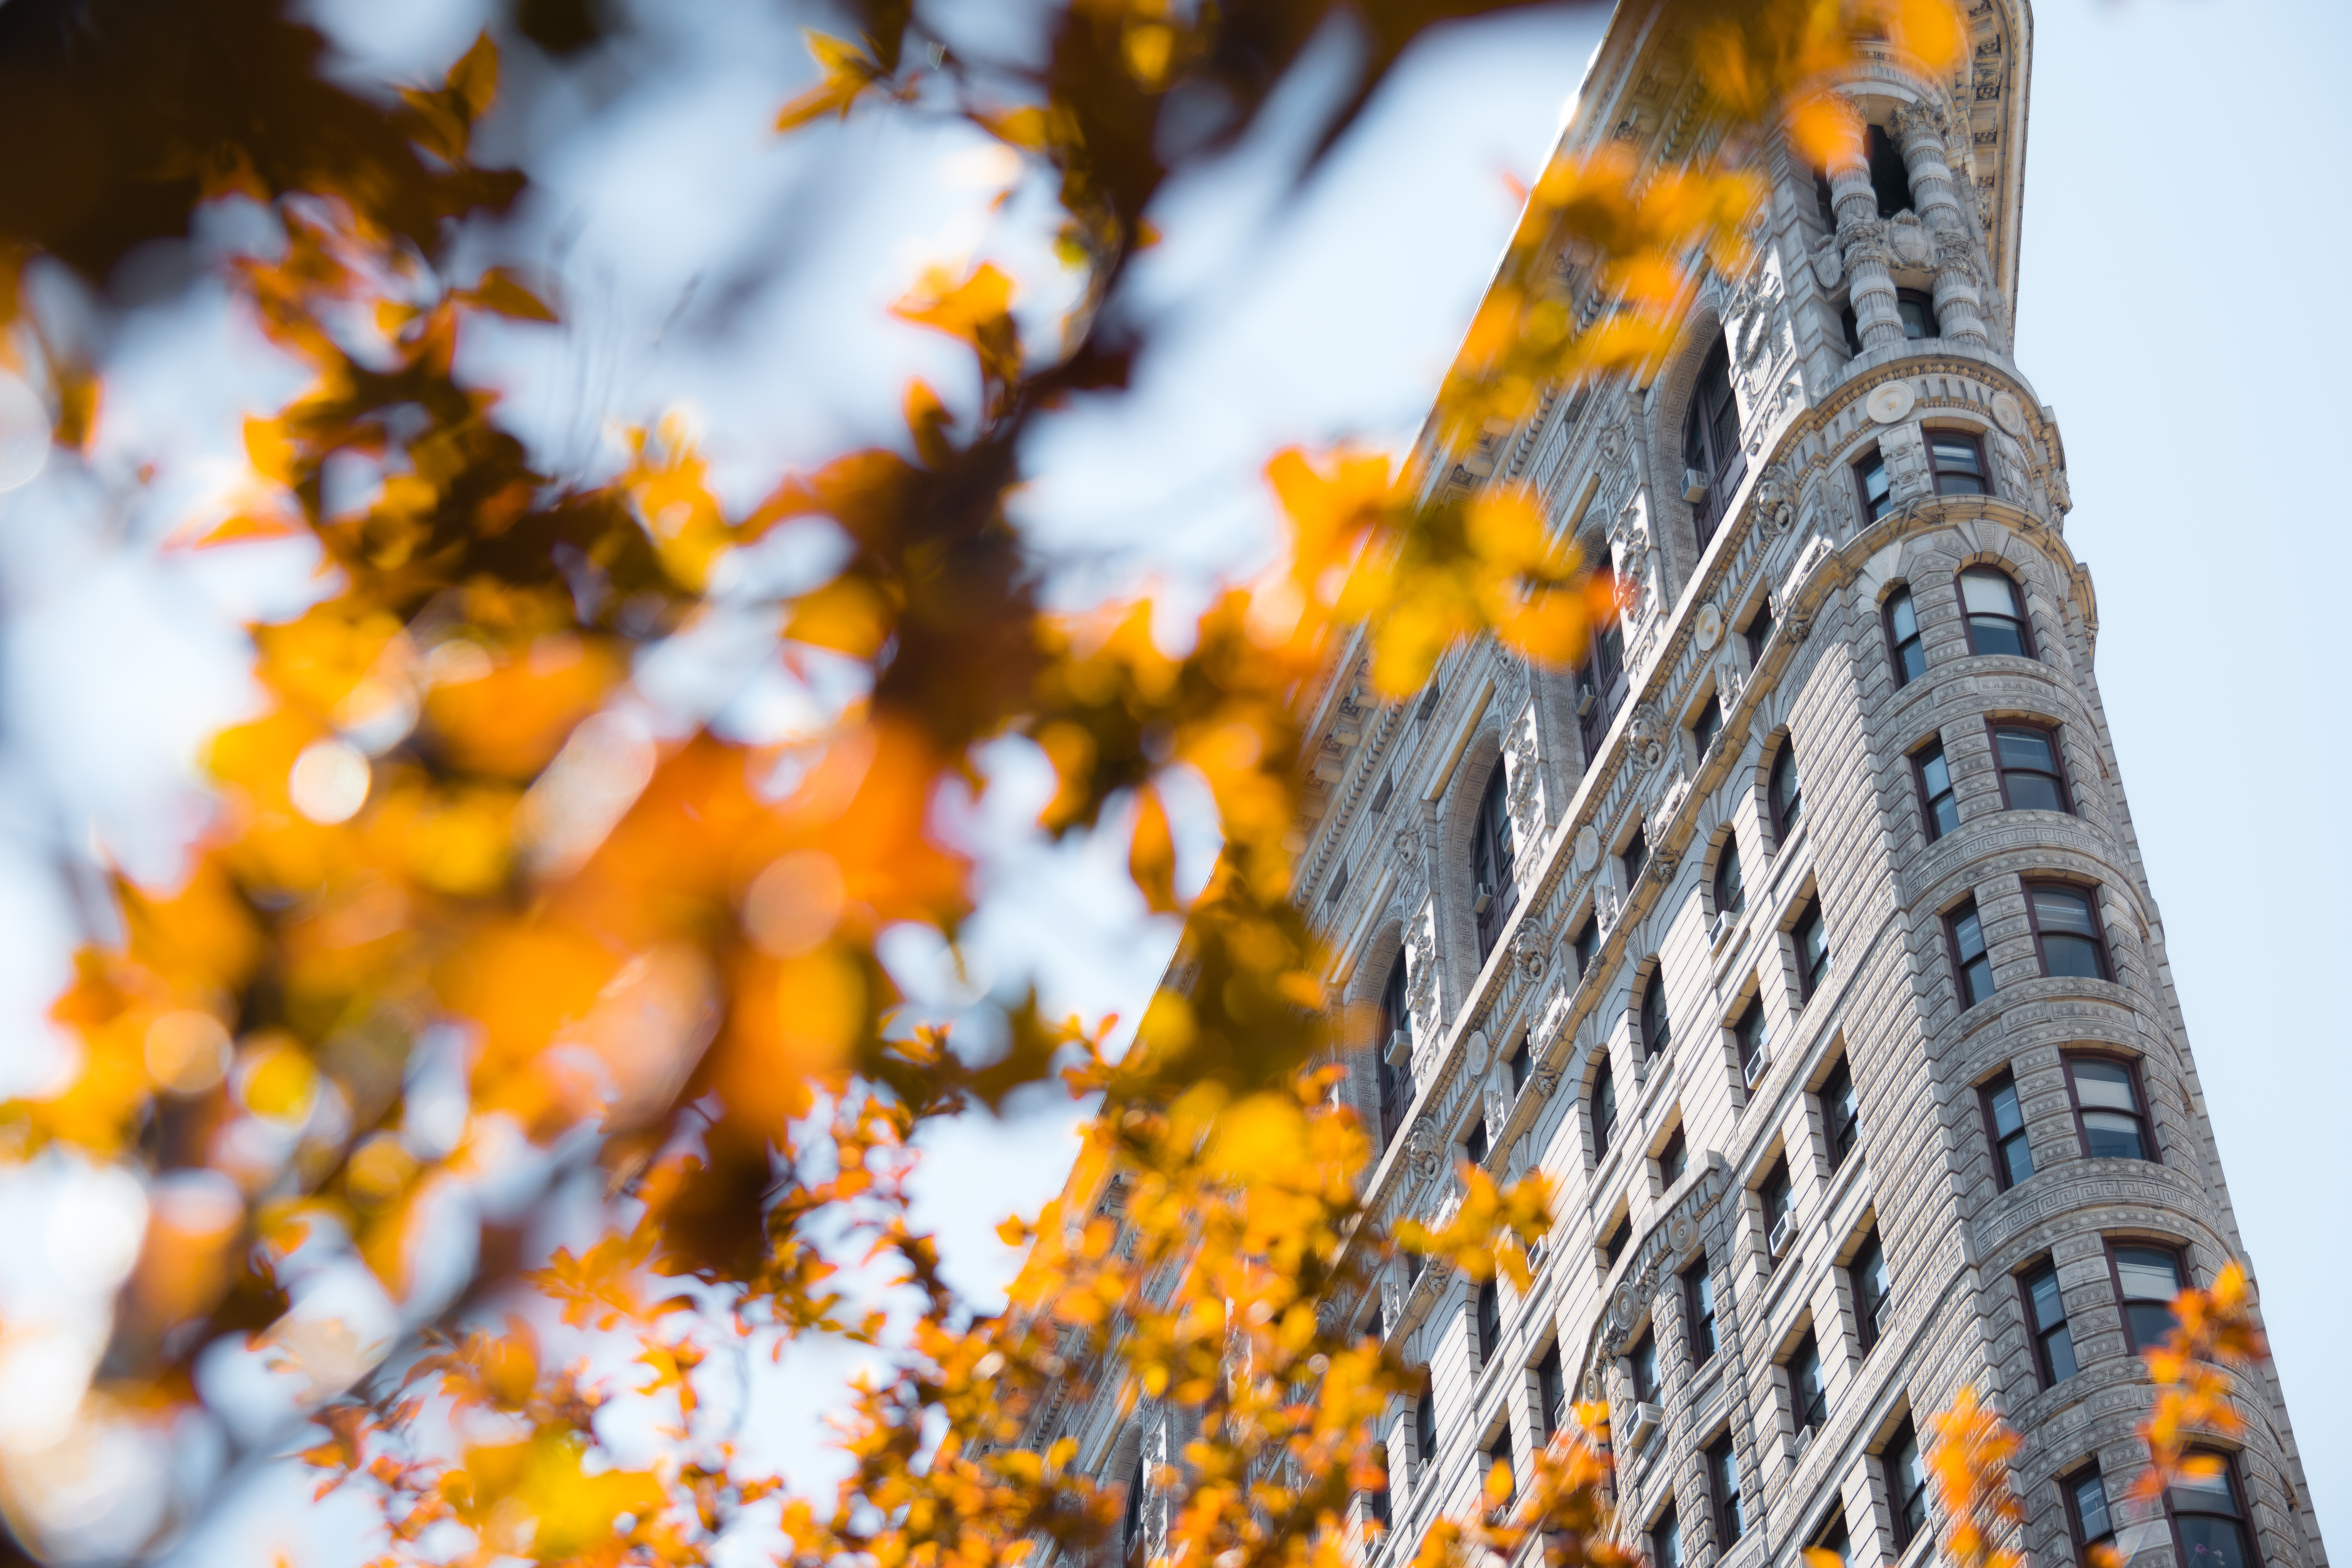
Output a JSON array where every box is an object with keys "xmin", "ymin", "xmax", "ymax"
[{"xmin": 776, "ymin": 32, "xmax": 887, "ymax": 130}]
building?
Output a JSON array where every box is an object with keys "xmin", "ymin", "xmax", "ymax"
[{"xmin": 1035, "ymin": 4, "xmax": 2330, "ymax": 1567}]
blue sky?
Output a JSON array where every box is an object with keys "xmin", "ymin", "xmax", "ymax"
[{"xmin": 0, "ymin": 0, "xmax": 2339, "ymax": 1556}]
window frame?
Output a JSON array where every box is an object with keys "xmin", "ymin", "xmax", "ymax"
[
  {"xmin": 1882, "ymin": 584, "xmax": 1926, "ymax": 685},
  {"xmin": 1758, "ymin": 1155, "xmax": 1793, "ymax": 1236},
  {"xmin": 1818, "ymin": 1055, "xmax": 1861, "ymax": 1171},
  {"xmin": 1376, "ymin": 949, "xmax": 1413, "ymax": 1151},
  {"xmin": 1713, "ymin": 832, "xmax": 1746, "ymax": 920},
  {"xmin": 1476, "ymin": 1277, "xmax": 1501, "ymax": 1359},
  {"xmin": 1591, "ymin": 1058, "xmax": 1619, "ymax": 1163},
  {"xmin": 1785, "ymin": 1330, "xmax": 1828, "ymax": 1435},
  {"xmin": 1622, "ymin": 824, "xmax": 1650, "ymax": 885},
  {"xmin": 1912, "ymin": 736, "xmax": 1958, "ymax": 842},
  {"xmin": 2063, "ymin": 1465, "xmax": 2118, "ymax": 1565},
  {"xmin": 1854, "ymin": 446, "xmax": 1893, "ymax": 524},
  {"xmin": 2162, "ymin": 1450, "xmax": 2256, "ymax": 1568},
  {"xmin": 1651, "ymin": 1503, "xmax": 1684, "ymax": 1568},
  {"xmin": 1641, "ymin": 967, "xmax": 1674, "ymax": 1058},
  {"xmin": 1895, "ymin": 287, "xmax": 1942, "ymax": 342},
  {"xmin": 1847, "ymin": 1228, "xmax": 1889, "ymax": 1355},
  {"xmin": 1768, "ymin": 737, "xmax": 1805, "ymax": 842},
  {"xmin": 1791, "ymin": 897, "xmax": 1830, "ymax": 1002},
  {"xmin": 1743, "ymin": 598, "xmax": 1775, "ymax": 668},
  {"xmin": 1946, "ymin": 896, "xmax": 1995, "ymax": 1009},
  {"xmin": 1955, "ymin": 564, "xmax": 2036, "ymax": 659},
  {"xmin": 2105, "ymin": 1238, "xmax": 2188, "ymax": 1356},
  {"xmin": 1683, "ymin": 1261, "xmax": 1717, "ymax": 1368},
  {"xmin": 1470, "ymin": 759, "xmax": 1519, "ymax": 960},
  {"xmin": 1978, "ymin": 1069, "xmax": 2034, "ymax": 1192},
  {"xmin": 1628, "ymin": 1328, "xmax": 1659, "ymax": 1405},
  {"xmin": 1416, "ymin": 1389, "xmax": 1438, "ymax": 1472},
  {"xmin": 1683, "ymin": 336, "xmax": 1747, "ymax": 551},
  {"xmin": 1706, "ymin": 1432, "xmax": 1745, "ymax": 1549},
  {"xmin": 1923, "ymin": 426, "xmax": 1989, "ymax": 497},
  {"xmin": 2064, "ymin": 1051, "xmax": 2158, "ymax": 1165},
  {"xmin": 1733, "ymin": 996, "xmax": 1768, "ymax": 1083},
  {"xmin": 2023, "ymin": 880, "xmax": 2113, "ymax": 982},
  {"xmin": 1537, "ymin": 1343, "xmax": 1567, "ymax": 1437},
  {"xmin": 1691, "ymin": 690, "xmax": 1723, "ymax": 762},
  {"xmin": 1657, "ymin": 1125, "xmax": 1689, "ymax": 1187},
  {"xmin": 1987, "ymin": 718, "xmax": 2072, "ymax": 814},
  {"xmin": 1882, "ymin": 1417, "xmax": 1928, "ymax": 1550},
  {"xmin": 1572, "ymin": 916, "xmax": 1598, "ymax": 982},
  {"xmin": 2018, "ymin": 1258, "xmax": 2079, "ymax": 1391}
]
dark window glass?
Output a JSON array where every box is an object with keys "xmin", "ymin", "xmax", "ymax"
[
  {"xmin": 1487, "ymin": 1426, "xmax": 1514, "ymax": 1501},
  {"xmin": 2113, "ymin": 1244, "xmax": 2185, "ymax": 1353},
  {"xmin": 1629, "ymin": 1331, "xmax": 1658, "ymax": 1404},
  {"xmin": 1769, "ymin": 741, "xmax": 1805, "ymax": 838},
  {"xmin": 1652, "ymin": 1505, "xmax": 1684, "ymax": 1568},
  {"xmin": 1642, "ymin": 969, "xmax": 1673, "ymax": 1056},
  {"xmin": 2029, "ymin": 884, "xmax": 2109, "ymax": 980},
  {"xmin": 1927, "ymin": 431, "xmax": 1987, "ymax": 495},
  {"xmin": 1572, "ymin": 918, "xmax": 1598, "ymax": 980},
  {"xmin": 1982, "ymin": 1071, "xmax": 2034, "ymax": 1189},
  {"xmin": 1378, "ymin": 950, "xmax": 1413, "ymax": 1149},
  {"xmin": 1959, "ymin": 566, "xmax": 2033, "ymax": 658},
  {"xmin": 1477, "ymin": 1278, "xmax": 1501, "ymax": 1356},
  {"xmin": 1884, "ymin": 587, "xmax": 1926, "ymax": 684},
  {"xmin": 1916, "ymin": 739, "xmax": 1959, "ymax": 840},
  {"xmin": 1368, "ymin": 1451, "xmax": 1390, "ymax": 1529},
  {"xmin": 1856, "ymin": 449, "xmax": 1894, "ymax": 522},
  {"xmin": 1683, "ymin": 338, "xmax": 1746, "ymax": 551},
  {"xmin": 1993, "ymin": 724, "xmax": 2069, "ymax": 813},
  {"xmin": 1793, "ymin": 900, "xmax": 1830, "ymax": 999},
  {"xmin": 1466, "ymin": 1115, "xmax": 1490, "ymax": 1168},
  {"xmin": 1820, "ymin": 1057, "xmax": 1860, "ymax": 1170},
  {"xmin": 1538, "ymin": 1344, "xmax": 1566, "ymax": 1435},
  {"xmin": 1684, "ymin": 1263, "xmax": 1717, "ymax": 1366},
  {"xmin": 1744, "ymin": 599, "xmax": 1775, "ymax": 667},
  {"xmin": 1759, "ymin": 1157, "xmax": 1792, "ymax": 1232},
  {"xmin": 1734, "ymin": 997, "xmax": 1769, "ymax": 1082},
  {"xmin": 1692, "ymin": 693, "xmax": 1723, "ymax": 760},
  {"xmin": 1622, "ymin": 826, "xmax": 1649, "ymax": 884},
  {"xmin": 1124, "ymin": 1455, "xmax": 1146, "ymax": 1559},
  {"xmin": 1708, "ymin": 1434, "xmax": 1746, "ymax": 1545},
  {"xmin": 1788, "ymin": 1332, "xmax": 1827, "ymax": 1432},
  {"xmin": 1472, "ymin": 761, "xmax": 1519, "ymax": 959},
  {"xmin": 1579, "ymin": 611, "xmax": 1628, "ymax": 759},
  {"xmin": 2068, "ymin": 1055, "xmax": 2153, "ymax": 1163},
  {"xmin": 1897, "ymin": 289, "xmax": 1940, "ymax": 341},
  {"xmin": 1508, "ymin": 1033, "xmax": 1530, "ymax": 1094},
  {"xmin": 2169, "ymin": 1461, "xmax": 2253, "ymax": 1568},
  {"xmin": 1950, "ymin": 899, "xmax": 1995, "ymax": 1007},
  {"xmin": 1812, "ymin": 1510, "xmax": 1851, "ymax": 1568},
  {"xmin": 1603, "ymin": 1214, "xmax": 1632, "ymax": 1268},
  {"xmin": 1417, "ymin": 1390, "xmax": 1437, "ymax": 1467},
  {"xmin": 1659, "ymin": 1126, "xmax": 1689, "ymax": 1185},
  {"xmin": 1866, "ymin": 123, "xmax": 1911, "ymax": 218},
  {"xmin": 2069, "ymin": 1469, "xmax": 2116, "ymax": 1557},
  {"xmin": 1714, "ymin": 835, "xmax": 1746, "ymax": 919},
  {"xmin": 2022, "ymin": 1260, "xmax": 2079, "ymax": 1387},
  {"xmin": 1887, "ymin": 1420, "xmax": 1928, "ymax": 1548},
  {"xmin": 1592, "ymin": 1062, "xmax": 1618, "ymax": 1161},
  {"xmin": 1849, "ymin": 1230, "xmax": 1890, "ymax": 1354}
]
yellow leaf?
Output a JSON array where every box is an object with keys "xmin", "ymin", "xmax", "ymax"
[{"xmin": 776, "ymin": 32, "xmax": 886, "ymax": 131}]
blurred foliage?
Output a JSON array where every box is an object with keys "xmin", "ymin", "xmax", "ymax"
[{"xmin": 0, "ymin": 0, "xmax": 2238, "ymax": 1565}]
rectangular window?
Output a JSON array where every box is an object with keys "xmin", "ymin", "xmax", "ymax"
[
  {"xmin": 1812, "ymin": 1510, "xmax": 1851, "ymax": 1567},
  {"xmin": 1744, "ymin": 599, "xmax": 1775, "ymax": 668},
  {"xmin": 2167, "ymin": 1458, "xmax": 2254, "ymax": 1568},
  {"xmin": 1684, "ymin": 1263, "xmax": 1717, "ymax": 1366},
  {"xmin": 1733, "ymin": 997, "xmax": 1768, "ymax": 1083},
  {"xmin": 1855, "ymin": 449, "xmax": 1893, "ymax": 522},
  {"xmin": 2111, "ymin": 1243, "xmax": 2185, "ymax": 1354},
  {"xmin": 1487, "ymin": 1425, "xmax": 1514, "ymax": 1500},
  {"xmin": 1465, "ymin": 1116, "xmax": 1490, "ymax": 1168},
  {"xmin": 1885, "ymin": 1419, "xmax": 1928, "ymax": 1548},
  {"xmin": 1819, "ymin": 1056, "xmax": 1860, "ymax": 1171},
  {"xmin": 1707, "ymin": 1434, "xmax": 1745, "ymax": 1546},
  {"xmin": 1652, "ymin": 1505, "xmax": 1684, "ymax": 1568},
  {"xmin": 1926, "ymin": 430, "xmax": 1989, "ymax": 497},
  {"xmin": 1792, "ymin": 899, "xmax": 1830, "ymax": 1000},
  {"xmin": 1416, "ymin": 1390, "xmax": 1437, "ymax": 1468},
  {"xmin": 1538, "ymin": 1344, "xmax": 1566, "ymax": 1436},
  {"xmin": 1476, "ymin": 1279, "xmax": 1501, "ymax": 1359},
  {"xmin": 1691, "ymin": 692, "xmax": 1723, "ymax": 760},
  {"xmin": 1759, "ymin": 1156, "xmax": 1792, "ymax": 1234},
  {"xmin": 2027, "ymin": 882, "xmax": 2111, "ymax": 980},
  {"xmin": 1658, "ymin": 1125, "xmax": 1689, "ymax": 1185},
  {"xmin": 1980, "ymin": 1071, "xmax": 2034, "ymax": 1189},
  {"xmin": 1884, "ymin": 586, "xmax": 1926, "ymax": 685},
  {"xmin": 1603, "ymin": 1214, "xmax": 1632, "ymax": 1269},
  {"xmin": 1991, "ymin": 722, "xmax": 2070, "ymax": 813},
  {"xmin": 2066, "ymin": 1053, "xmax": 2155, "ymax": 1163},
  {"xmin": 1948, "ymin": 898, "xmax": 1994, "ymax": 1007},
  {"xmin": 1622, "ymin": 826, "xmax": 1649, "ymax": 884},
  {"xmin": 1787, "ymin": 1331, "xmax": 1827, "ymax": 1433},
  {"xmin": 1367, "ymin": 771, "xmax": 1394, "ymax": 816},
  {"xmin": 2067, "ymin": 1468, "xmax": 2116, "ymax": 1562},
  {"xmin": 1848, "ymin": 1229, "xmax": 1890, "ymax": 1354},
  {"xmin": 2021, "ymin": 1260, "xmax": 2079, "ymax": 1387},
  {"xmin": 1572, "ymin": 917, "xmax": 1598, "ymax": 980},
  {"xmin": 1914, "ymin": 738, "xmax": 1959, "ymax": 840},
  {"xmin": 1629, "ymin": 1331, "xmax": 1659, "ymax": 1405}
]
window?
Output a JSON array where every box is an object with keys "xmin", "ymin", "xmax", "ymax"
[
  {"xmin": 1865, "ymin": 123, "xmax": 1911, "ymax": 218},
  {"xmin": 1787, "ymin": 1332, "xmax": 1827, "ymax": 1434},
  {"xmin": 2066, "ymin": 1468, "xmax": 2117, "ymax": 1563},
  {"xmin": 2027, "ymin": 883, "xmax": 2110, "ymax": 980},
  {"xmin": 1123, "ymin": 1455, "xmax": 1146, "ymax": 1561},
  {"xmin": 1811, "ymin": 1508, "xmax": 1851, "ymax": 1567},
  {"xmin": 1948, "ymin": 898, "xmax": 1994, "ymax": 1007},
  {"xmin": 1658, "ymin": 1126, "xmax": 1689, "ymax": 1186},
  {"xmin": 1980, "ymin": 1071, "xmax": 2034, "ymax": 1189},
  {"xmin": 2111, "ymin": 1243, "xmax": 2185, "ymax": 1353},
  {"xmin": 1628, "ymin": 1331, "xmax": 1659, "ymax": 1404},
  {"xmin": 1707, "ymin": 1434, "xmax": 1745, "ymax": 1546},
  {"xmin": 1579, "ymin": 609, "xmax": 1628, "ymax": 758},
  {"xmin": 1733, "ymin": 997, "xmax": 1768, "ymax": 1082},
  {"xmin": 1884, "ymin": 1419, "xmax": 1928, "ymax": 1549},
  {"xmin": 1486, "ymin": 1426, "xmax": 1514, "ymax": 1502},
  {"xmin": 1855, "ymin": 447, "xmax": 1894, "ymax": 522},
  {"xmin": 1591, "ymin": 1062, "xmax": 1618, "ymax": 1162},
  {"xmin": 1538, "ymin": 1343, "xmax": 1566, "ymax": 1436},
  {"xmin": 1683, "ymin": 1263, "xmax": 1717, "ymax": 1366},
  {"xmin": 1368, "ymin": 771, "xmax": 1394, "ymax": 817},
  {"xmin": 1622, "ymin": 825, "xmax": 1649, "ymax": 884},
  {"xmin": 1958, "ymin": 566, "xmax": 2033, "ymax": 658},
  {"xmin": 1713, "ymin": 834, "xmax": 1746, "ymax": 920},
  {"xmin": 1683, "ymin": 337, "xmax": 1746, "ymax": 549},
  {"xmin": 1572, "ymin": 917, "xmax": 1598, "ymax": 981},
  {"xmin": 1465, "ymin": 1115, "xmax": 1490, "ymax": 1168},
  {"xmin": 1914, "ymin": 739, "xmax": 1959, "ymax": 840},
  {"xmin": 1896, "ymin": 287, "xmax": 1940, "ymax": 341},
  {"xmin": 1602, "ymin": 1213, "xmax": 1632, "ymax": 1268},
  {"xmin": 1691, "ymin": 692, "xmax": 1723, "ymax": 761},
  {"xmin": 1476, "ymin": 1278, "xmax": 1501, "ymax": 1357},
  {"xmin": 1651, "ymin": 1505, "xmax": 1684, "ymax": 1568},
  {"xmin": 1759, "ymin": 1156, "xmax": 1792, "ymax": 1235},
  {"xmin": 2167, "ymin": 1457, "xmax": 2254, "ymax": 1568},
  {"xmin": 1819, "ymin": 1056, "xmax": 1860, "ymax": 1170},
  {"xmin": 1849, "ymin": 1229, "xmax": 1890, "ymax": 1353},
  {"xmin": 1472, "ymin": 760, "xmax": 1519, "ymax": 959},
  {"xmin": 1507, "ymin": 1032, "xmax": 1530, "ymax": 1094},
  {"xmin": 1378, "ymin": 951, "xmax": 1413, "ymax": 1149},
  {"xmin": 2021, "ymin": 1260, "xmax": 2079, "ymax": 1388},
  {"xmin": 1416, "ymin": 1390, "xmax": 1437, "ymax": 1470},
  {"xmin": 1791, "ymin": 899, "xmax": 1829, "ymax": 1000},
  {"xmin": 1641, "ymin": 969, "xmax": 1673, "ymax": 1057},
  {"xmin": 1927, "ymin": 428, "xmax": 1989, "ymax": 495},
  {"xmin": 1769, "ymin": 740, "xmax": 1804, "ymax": 839},
  {"xmin": 1743, "ymin": 599, "xmax": 1775, "ymax": 667},
  {"xmin": 1367, "ymin": 1450, "xmax": 1389, "ymax": 1530},
  {"xmin": 1991, "ymin": 722, "xmax": 2069, "ymax": 813},
  {"xmin": 2067, "ymin": 1054, "xmax": 2154, "ymax": 1163},
  {"xmin": 1884, "ymin": 586, "xmax": 1926, "ymax": 684}
]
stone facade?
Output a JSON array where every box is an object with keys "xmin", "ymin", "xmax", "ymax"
[{"xmin": 1034, "ymin": 5, "xmax": 2330, "ymax": 1568}]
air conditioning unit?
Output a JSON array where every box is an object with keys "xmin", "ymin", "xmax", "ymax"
[
  {"xmin": 1793, "ymin": 1424, "xmax": 1817, "ymax": 1457},
  {"xmin": 1873, "ymin": 1296, "xmax": 1893, "ymax": 1338},
  {"xmin": 1472, "ymin": 882, "xmax": 1495, "ymax": 914},
  {"xmin": 1742, "ymin": 1042, "xmax": 1771, "ymax": 1089},
  {"xmin": 1385, "ymin": 1029, "xmax": 1414, "ymax": 1067},
  {"xmin": 1683, "ymin": 467, "xmax": 1711, "ymax": 503},
  {"xmin": 1627, "ymin": 1401, "xmax": 1665, "ymax": 1452},
  {"xmin": 1575, "ymin": 684, "xmax": 1597, "ymax": 716},
  {"xmin": 1768, "ymin": 1211, "xmax": 1797, "ymax": 1258},
  {"xmin": 1711, "ymin": 906, "xmax": 1740, "ymax": 945}
]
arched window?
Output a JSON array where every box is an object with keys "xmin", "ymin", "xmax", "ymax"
[
  {"xmin": 1769, "ymin": 741, "xmax": 1804, "ymax": 841},
  {"xmin": 1377, "ymin": 950, "xmax": 1411, "ymax": 1150},
  {"xmin": 1640, "ymin": 968, "xmax": 1673, "ymax": 1057},
  {"xmin": 1682, "ymin": 336, "xmax": 1745, "ymax": 550},
  {"xmin": 1591, "ymin": 1059, "xmax": 1618, "ymax": 1160},
  {"xmin": 1884, "ymin": 586, "xmax": 1926, "ymax": 684},
  {"xmin": 1470, "ymin": 759, "xmax": 1518, "ymax": 958},
  {"xmin": 1713, "ymin": 834, "xmax": 1746, "ymax": 920},
  {"xmin": 1957, "ymin": 566, "xmax": 2033, "ymax": 658},
  {"xmin": 1577, "ymin": 569, "xmax": 1628, "ymax": 758}
]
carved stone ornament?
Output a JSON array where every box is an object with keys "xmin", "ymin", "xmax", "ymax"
[
  {"xmin": 1464, "ymin": 1029, "xmax": 1490, "ymax": 1075},
  {"xmin": 1753, "ymin": 460, "xmax": 1797, "ymax": 534},
  {"xmin": 1990, "ymin": 390, "xmax": 2027, "ymax": 434},
  {"xmin": 1573, "ymin": 824, "xmax": 1601, "ymax": 873},
  {"xmin": 1513, "ymin": 927, "xmax": 1548, "ymax": 982},
  {"xmin": 1888, "ymin": 211, "xmax": 1932, "ymax": 268},
  {"xmin": 1811, "ymin": 236, "xmax": 1844, "ymax": 292},
  {"xmin": 1866, "ymin": 380, "xmax": 1917, "ymax": 424},
  {"xmin": 1693, "ymin": 603, "xmax": 1723, "ymax": 652},
  {"xmin": 1405, "ymin": 1115, "xmax": 1444, "ymax": 1182},
  {"xmin": 1628, "ymin": 702, "xmax": 1664, "ymax": 747}
]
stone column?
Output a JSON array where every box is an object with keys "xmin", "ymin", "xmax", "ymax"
[
  {"xmin": 1826, "ymin": 111, "xmax": 1902, "ymax": 350},
  {"xmin": 1894, "ymin": 100, "xmax": 1990, "ymax": 346}
]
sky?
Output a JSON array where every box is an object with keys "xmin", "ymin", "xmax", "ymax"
[{"xmin": 0, "ymin": 0, "xmax": 2340, "ymax": 1557}]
